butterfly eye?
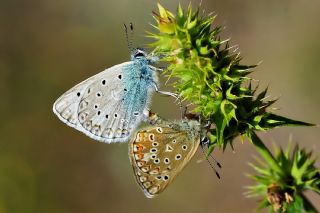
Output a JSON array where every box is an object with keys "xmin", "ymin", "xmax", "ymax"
[
  {"xmin": 135, "ymin": 52, "xmax": 145, "ymax": 57},
  {"xmin": 175, "ymin": 154, "xmax": 182, "ymax": 160},
  {"xmin": 136, "ymin": 53, "xmax": 144, "ymax": 57},
  {"xmin": 133, "ymin": 49, "xmax": 147, "ymax": 58}
]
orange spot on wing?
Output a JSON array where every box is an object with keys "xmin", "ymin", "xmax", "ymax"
[
  {"xmin": 138, "ymin": 145, "xmax": 144, "ymax": 151},
  {"xmin": 134, "ymin": 144, "xmax": 144, "ymax": 152},
  {"xmin": 137, "ymin": 161, "xmax": 146, "ymax": 167},
  {"xmin": 149, "ymin": 167, "xmax": 160, "ymax": 175}
]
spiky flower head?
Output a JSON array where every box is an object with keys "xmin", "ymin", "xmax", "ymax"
[
  {"xmin": 246, "ymin": 143, "xmax": 320, "ymax": 212},
  {"xmin": 149, "ymin": 3, "xmax": 313, "ymax": 153}
]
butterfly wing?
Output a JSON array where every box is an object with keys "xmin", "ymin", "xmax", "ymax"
[
  {"xmin": 53, "ymin": 61, "xmax": 155, "ymax": 143},
  {"xmin": 129, "ymin": 122, "xmax": 200, "ymax": 198}
]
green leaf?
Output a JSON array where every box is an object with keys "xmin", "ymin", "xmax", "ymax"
[
  {"xmin": 263, "ymin": 114, "xmax": 315, "ymax": 128},
  {"xmin": 220, "ymin": 100, "xmax": 237, "ymax": 122},
  {"xmin": 177, "ymin": 3, "xmax": 183, "ymax": 18},
  {"xmin": 287, "ymin": 195, "xmax": 303, "ymax": 213}
]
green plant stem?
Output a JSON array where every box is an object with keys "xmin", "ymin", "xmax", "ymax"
[
  {"xmin": 251, "ymin": 131, "xmax": 282, "ymax": 174},
  {"xmin": 301, "ymin": 193, "xmax": 319, "ymax": 213}
]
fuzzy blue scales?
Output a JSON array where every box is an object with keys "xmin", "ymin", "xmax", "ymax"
[{"xmin": 53, "ymin": 48, "xmax": 159, "ymax": 143}]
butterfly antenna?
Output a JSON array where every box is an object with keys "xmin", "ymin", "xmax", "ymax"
[
  {"xmin": 201, "ymin": 136, "xmax": 222, "ymax": 168},
  {"xmin": 208, "ymin": 151, "xmax": 222, "ymax": 168},
  {"xmin": 200, "ymin": 144, "xmax": 220, "ymax": 179},
  {"xmin": 129, "ymin": 23, "xmax": 134, "ymax": 50},
  {"xmin": 200, "ymin": 137, "xmax": 222, "ymax": 179},
  {"xmin": 182, "ymin": 106, "xmax": 188, "ymax": 119},
  {"xmin": 123, "ymin": 23, "xmax": 134, "ymax": 52},
  {"xmin": 177, "ymin": 96, "xmax": 183, "ymax": 119},
  {"xmin": 123, "ymin": 23, "xmax": 131, "ymax": 52}
]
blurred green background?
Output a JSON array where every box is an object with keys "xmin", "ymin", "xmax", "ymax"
[{"xmin": 1, "ymin": 0, "xmax": 319, "ymax": 212}]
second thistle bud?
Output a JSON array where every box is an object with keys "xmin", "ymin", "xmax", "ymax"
[{"xmin": 153, "ymin": 3, "xmax": 175, "ymax": 34}]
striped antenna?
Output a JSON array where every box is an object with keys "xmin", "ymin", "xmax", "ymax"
[
  {"xmin": 129, "ymin": 23, "xmax": 134, "ymax": 50},
  {"xmin": 123, "ymin": 23, "xmax": 134, "ymax": 52},
  {"xmin": 200, "ymin": 136, "xmax": 222, "ymax": 179}
]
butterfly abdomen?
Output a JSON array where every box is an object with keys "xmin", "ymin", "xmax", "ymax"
[{"xmin": 122, "ymin": 57, "xmax": 158, "ymax": 116}]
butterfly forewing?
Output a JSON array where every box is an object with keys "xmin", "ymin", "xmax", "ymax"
[
  {"xmin": 53, "ymin": 60, "xmax": 155, "ymax": 143},
  {"xmin": 129, "ymin": 121, "xmax": 200, "ymax": 198}
]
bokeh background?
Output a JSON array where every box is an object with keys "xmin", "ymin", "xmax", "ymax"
[{"xmin": 1, "ymin": 0, "xmax": 319, "ymax": 212}]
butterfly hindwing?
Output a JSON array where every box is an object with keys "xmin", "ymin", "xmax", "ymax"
[
  {"xmin": 53, "ymin": 59, "xmax": 156, "ymax": 143},
  {"xmin": 129, "ymin": 121, "xmax": 200, "ymax": 198}
]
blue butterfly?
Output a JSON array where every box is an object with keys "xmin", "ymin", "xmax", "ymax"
[{"xmin": 53, "ymin": 48, "xmax": 177, "ymax": 143}]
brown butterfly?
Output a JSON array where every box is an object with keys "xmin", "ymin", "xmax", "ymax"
[{"xmin": 128, "ymin": 120, "xmax": 200, "ymax": 198}]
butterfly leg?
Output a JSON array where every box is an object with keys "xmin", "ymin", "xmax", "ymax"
[
  {"xmin": 153, "ymin": 84, "xmax": 183, "ymax": 118},
  {"xmin": 148, "ymin": 65, "xmax": 163, "ymax": 72}
]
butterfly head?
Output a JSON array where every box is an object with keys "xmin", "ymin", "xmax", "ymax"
[
  {"xmin": 131, "ymin": 48, "xmax": 159, "ymax": 64},
  {"xmin": 178, "ymin": 120, "xmax": 201, "ymax": 138},
  {"xmin": 131, "ymin": 48, "xmax": 147, "ymax": 60}
]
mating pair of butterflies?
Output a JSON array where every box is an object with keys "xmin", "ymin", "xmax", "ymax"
[{"xmin": 53, "ymin": 48, "xmax": 201, "ymax": 198}]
